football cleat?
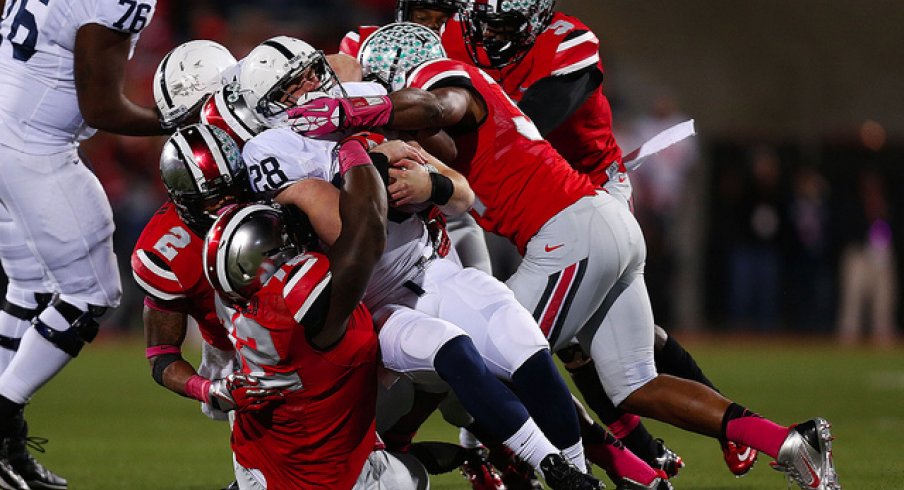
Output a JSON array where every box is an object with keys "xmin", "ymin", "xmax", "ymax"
[
  {"xmin": 770, "ymin": 418, "xmax": 841, "ymax": 490},
  {"xmin": 0, "ymin": 458, "xmax": 28, "ymax": 490},
  {"xmin": 221, "ymin": 481, "xmax": 239, "ymax": 490},
  {"xmin": 4, "ymin": 416, "xmax": 67, "ymax": 490},
  {"xmin": 722, "ymin": 440, "xmax": 758, "ymax": 477},
  {"xmin": 652, "ymin": 439, "xmax": 684, "ymax": 478},
  {"xmin": 460, "ymin": 447, "xmax": 506, "ymax": 490},
  {"xmin": 614, "ymin": 473, "xmax": 673, "ymax": 490},
  {"xmin": 539, "ymin": 453, "xmax": 605, "ymax": 490},
  {"xmin": 487, "ymin": 444, "xmax": 542, "ymax": 490}
]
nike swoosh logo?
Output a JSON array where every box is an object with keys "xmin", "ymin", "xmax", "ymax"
[
  {"xmin": 737, "ymin": 447, "xmax": 752, "ymax": 461},
  {"xmin": 544, "ymin": 243, "xmax": 565, "ymax": 252},
  {"xmin": 800, "ymin": 449, "xmax": 821, "ymax": 488}
]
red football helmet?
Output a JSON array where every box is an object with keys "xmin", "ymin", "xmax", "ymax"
[{"xmin": 201, "ymin": 82, "xmax": 268, "ymax": 149}]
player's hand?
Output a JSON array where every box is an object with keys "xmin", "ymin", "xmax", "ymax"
[
  {"xmin": 388, "ymin": 158, "xmax": 431, "ymax": 207},
  {"xmin": 288, "ymin": 95, "xmax": 393, "ymax": 137},
  {"xmin": 207, "ymin": 373, "xmax": 284, "ymax": 412},
  {"xmin": 372, "ymin": 140, "xmax": 426, "ymax": 165}
]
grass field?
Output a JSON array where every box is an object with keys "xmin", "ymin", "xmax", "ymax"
[{"xmin": 22, "ymin": 334, "xmax": 904, "ymax": 489}]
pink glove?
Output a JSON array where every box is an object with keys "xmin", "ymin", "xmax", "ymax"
[{"xmin": 288, "ymin": 95, "xmax": 393, "ymax": 137}]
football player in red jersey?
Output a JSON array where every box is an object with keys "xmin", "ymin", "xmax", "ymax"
[
  {"xmin": 288, "ymin": 24, "xmax": 841, "ymax": 490},
  {"xmin": 444, "ymin": 0, "xmax": 759, "ymax": 477},
  {"xmin": 132, "ymin": 124, "xmax": 266, "ymax": 420},
  {"xmin": 201, "ymin": 136, "xmax": 432, "ymax": 489}
]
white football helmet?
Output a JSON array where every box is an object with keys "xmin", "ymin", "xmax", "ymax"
[
  {"xmin": 154, "ymin": 40, "xmax": 238, "ymax": 128},
  {"xmin": 239, "ymin": 36, "xmax": 343, "ymax": 119},
  {"xmin": 203, "ymin": 203, "xmax": 298, "ymax": 304},
  {"xmin": 358, "ymin": 23, "xmax": 446, "ymax": 92}
]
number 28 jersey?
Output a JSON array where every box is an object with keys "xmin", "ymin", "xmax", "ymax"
[{"xmin": 0, "ymin": 0, "xmax": 157, "ymax": 154}]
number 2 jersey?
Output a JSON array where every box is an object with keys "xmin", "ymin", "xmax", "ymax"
[
  {"xmin": 0, "ymin": 0, "xmax": 156, "ymax": 153},
  {"xmin": 405, "ymin": 58, "xmax": 596, "ymax": 253},
  {"xmin": 130, "ymin": 202, "xmax": 232, "ymax": 351},
  {"xmin": 442, "ymin": 12, "xmax": 623, "ymax": 187},
  {"xmin": 229, "ymin": 252, "xmax": 378, "ymax": 490}
]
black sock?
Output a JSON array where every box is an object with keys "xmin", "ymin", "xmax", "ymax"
[{"xmin": 655, "ymin": 334, "xmax": 718, "ymax": 391}]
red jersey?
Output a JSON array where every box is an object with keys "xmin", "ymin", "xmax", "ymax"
[
  {"xmin": 338, "ymin": 25, "xmax": 381, "ymax": 58},
  {"xmin": 230, "ymin": 252, "xmax": 378, "ymax": 490},
  {"xmin": 131, "ymin": 202, "xmax": 232, "ymax": 351},
  {"xmin": 444, "ymin": 12, "xmax": 623, "ymax": 187},
  {"xmin": 406, "ymin": 58, "xmax": 596, "ymax": 252}
]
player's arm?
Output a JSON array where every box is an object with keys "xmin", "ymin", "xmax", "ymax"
[
  {"xmin": 143, "ymin": 303, "xmax": 196, "ymax": 396},
  {"xmin": 518, "ymin": 65, "xmax": 603, "ymax": 136},
  {"xmin": 386, "ymin": 86, "xmax": 485, "ymax": 132},
  {"xmin": 387, "ymin": 144, "xmax": 473, "ymax": 216},
  {"xmin": 326, "ymin": 53, "xmax": 362, "ymax": 82},
  {"xmin": 74, "ymin": 24, "xmax": 168, "ymax": 135},
  {"xmin": 308, "ymin": 139, "xmax": 388, "ymax": 350}
]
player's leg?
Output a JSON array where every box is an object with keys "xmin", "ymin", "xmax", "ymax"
[
  {"xmin": 446, "ymin": 213, "xmax": 493, "ymax": 275},
  {"xmin": 584, "ymin": 245, "xmax": 839, "ymax": 489},
  {"xmin": 378, "ymin": 306, "xmax": 601, "ymax": 489},
  {"xmin": 0, "ymin": 151, "xmax": 120, "ymax": 488},
  {"xmin": 557, "ymin": 344, "xmax": 684, "ymax": 478},
  {"xmin": 422, "ymin": 261, "xmax": 586, "ymax": 470},
  {"xmin": 353, "ymin": 450, "xmax": 430, "ymax": 490}
]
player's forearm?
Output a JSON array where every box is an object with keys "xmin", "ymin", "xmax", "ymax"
[
  {"xmin": 83, "ymin": 96, "xmax": 167, "ymax": 136},
  {"xmin": 429, "ymin": 157, "xmax": 473, "ymax": 216},
  {"xmin": 387, "ymin": 88, "xmax": 448, "ymax": 130}
]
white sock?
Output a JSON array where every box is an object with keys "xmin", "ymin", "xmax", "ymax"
[
  {"xmin": 562, "ymin": 439, "xmax": 588, "ymax": 473},
  {"xmin": 459, "ymin": 427, "xmax": 482, "ymax": 449},
  {"xmin": 504, "ymin": 417, "xmax": 559, "ymax": 471},
  {"xmin": 0, "ymin": 310, "xmax": 31, "ymax": 374},
  {"xmin": 0, "ymin": 307, "xmax": 77, "ymax": 403}
]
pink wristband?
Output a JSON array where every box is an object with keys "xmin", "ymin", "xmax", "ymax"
[
  {"xmin": 185, "ymin": 375, "xmax": 211, "ymax": 403},
  {"xmin": 145, "ymin": 345, "xmax": 182, "ymax": 359},
  {"xmin": 337, "ymin": 139, "xmax": 373, "ymax": 176}
]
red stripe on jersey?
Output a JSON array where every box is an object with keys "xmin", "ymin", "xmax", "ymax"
[
  {"xmin": 281, "ymin": 253, "xmax": 332, "ymax": 321},
  {"xmin": 538, "ymin": 263, "xmax": 577, "ymax": 337}
]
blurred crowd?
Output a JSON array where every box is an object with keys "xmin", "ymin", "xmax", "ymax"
[{"xmin": 3, "ymin": 1, "xmax": 901, "ymax": 343}]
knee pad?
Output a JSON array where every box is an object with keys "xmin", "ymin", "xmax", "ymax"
[{"xmin": 33, "ymin": 302, "xmax": 106, "ymax": 357}]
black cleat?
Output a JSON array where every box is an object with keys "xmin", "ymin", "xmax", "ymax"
[
  {"xmin": 221, "ymin": 481, "xmax": 239, "ymax": 490},
  {"xmin": 539, "ymin": 453, "xmax": 605, "ymax": 490},
  {"xmin": 0, "ymin": 458, "xmax": 28, "ymax": 490},
  {"xmin": 652, "ymin": 439, "xmax": 684, "ymax": 479},
  {"xmin": 4, "ymin": 414, "xmax": 67, "ymax": 490}
]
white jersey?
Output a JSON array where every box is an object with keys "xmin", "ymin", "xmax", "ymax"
[
  {"xmin": 241, "ymin": 128, "xmax": 433, "ymax": 313},
  {"xmin": 0, "ymin": 0, "xmax": 156, "ymax": 154}
]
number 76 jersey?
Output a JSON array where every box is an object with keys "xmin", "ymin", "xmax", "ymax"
[{"xmin": 0, "ymin": 0, "xmax": 156, "ymax": 153}]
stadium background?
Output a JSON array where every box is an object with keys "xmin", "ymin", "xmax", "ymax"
[{"xmin": 1, "ymin": 1, "xmax": 903, "ymax": 488}]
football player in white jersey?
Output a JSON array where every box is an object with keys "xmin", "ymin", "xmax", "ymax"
[{"xmin": 0, "ymin": 0, "xmax": 170, "ymax": 487}]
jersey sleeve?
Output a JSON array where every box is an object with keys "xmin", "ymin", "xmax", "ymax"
[
  {"xmin": 241, "ymin": 128, "xmax": 337, "ymax": 197},
  {"xmin": 406, "ymin": 58, "xmax": 475, "ymax": 92},
  {"xmin": 130, "ymin": 204, "xmax": 204, "ymax": 303},
  {"xmin": 280, "ymin": 253, "xmax": 333, "ymax": 328},
  {"xmin": 550, "ymin": 29, "xmax": 601, "ymax": 77},
  {"xmin": 339, "ymin": 29, "xmax": 363, "ymax": 58}
]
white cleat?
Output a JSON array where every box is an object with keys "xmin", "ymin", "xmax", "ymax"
[{"xmin": 771, "ymin": 418, "xmax": 840, "ymax": 490}]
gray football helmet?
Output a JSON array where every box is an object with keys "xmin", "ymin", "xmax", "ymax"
[
  {"xmin": 203, "ymin": 203, "xmax": 298, "ymax": 304},
  {"xmin": 159, "ymin": 123, "xmax": 249, "ymax": 235},
  {"xmin": 358, "ymin": 22, "xmax": 446, "ymax": 92}
]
